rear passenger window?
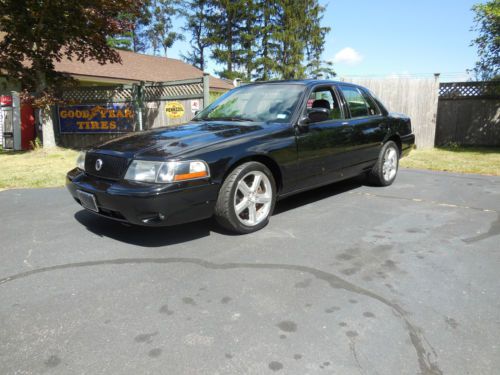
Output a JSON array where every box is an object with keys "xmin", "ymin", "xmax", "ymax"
[
  {"xmin": 339, "ymin": 86, "xmax": 376, "ymax": 118},
  {"xmin": 361, "ymin": 89, "xmax": 381, "ymax": 116}
]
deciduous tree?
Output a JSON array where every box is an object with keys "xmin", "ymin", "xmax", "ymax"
[
  {"xmin": 0, "ymin": 0, "xmax": 144, "ymax": 146},
  {"xmin": 471, "ymin": 0, "xmax": 500, "ymax": 80}
]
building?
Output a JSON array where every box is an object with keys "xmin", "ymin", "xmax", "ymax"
[
  {"xmin": 51, "ymin": 49, "xmax": 234, "ymax": 93},
  {"xmin": 0, "ymin": 49, "xmax": 234, "ymax": 149}
]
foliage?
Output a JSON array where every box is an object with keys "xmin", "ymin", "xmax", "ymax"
[
  {"xmin": 193, "ymin": 0, "xmax": 332, "ymax": 80},
  {"xmin": 181, "ymin": 0, "xmax": 211, "ymax": 70},
  {"xmin": 29, "ymin": 137, "xmax": 43, "ymax": 151},
  {"xmin": 205, "ymin": 0, "xmax": 247, "ymax": 79},
  {"xmin": 142, "ymin": 0, "xmax": 184, "ymax": 56},
  {"xmin": 107, "ymin": 3, "xmax": 153, "ymax": 52},
  {"xmin": 471, "ymin": 0, "xmax": 500, "ymax": 81},
  {"xmin": 0, "ymin": 0, "xmax": 144, "ymax": 95}
]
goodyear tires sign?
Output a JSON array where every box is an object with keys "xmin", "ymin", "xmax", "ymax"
[{"xmin": 58, "ymin": 104, "xmax": 135, "ymax": 133}]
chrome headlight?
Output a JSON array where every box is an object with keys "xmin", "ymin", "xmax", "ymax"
[
  {"xmin": 76, "ymin": 151, "xmax": 86, "ymax": 171},
  {"xmin": 124, "ymin": 160, "xmax": 210, "ymax": 183}
]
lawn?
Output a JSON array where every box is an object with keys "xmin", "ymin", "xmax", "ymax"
[
  {"xmin": 0, "ymin": 146, "xmax": 499, "ymax": 190},
  {"xmin": 0, "ymin": 148, "xmax": 78, "ymax": 189},
  {"xmin": 400, "ymin": 147, "xmax": 500, "ymax": 176}
]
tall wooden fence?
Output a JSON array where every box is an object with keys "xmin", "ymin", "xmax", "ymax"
[
  {"xmin": 342, "ymin": 77, "xmax": 440, "ymax": 148},
  {"xmin": 435, "ymin": 81, "xmax": 500, "ymax": 147}
]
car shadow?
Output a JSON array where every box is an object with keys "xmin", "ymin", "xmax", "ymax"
[
  {"xmin": 74, "ymin": 177, "xmax": 364, "ymax": 246},
  {"xmin": 74, "ymin": 210, "xmax": 213, "ymax": 247},
  {"xmin": 273, "ymin": 177, "xmax": 363, "ymax": 215}
]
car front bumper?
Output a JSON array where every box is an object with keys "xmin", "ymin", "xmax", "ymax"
[{"xmin": 66, "ymin": 168, "xmax": 220, "ymax": 227}]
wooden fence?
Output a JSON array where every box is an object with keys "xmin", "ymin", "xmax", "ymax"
[
  {"xmin": 56, "ymin": 77, "xmax": 209, "ymax": 149},
  {"xmin": 435, "ymin": 81, "xmax": 500, "ymax": 147},
  {"xmin": 342, "ymin": 77, "xmax": 440, "ymax": 148}
]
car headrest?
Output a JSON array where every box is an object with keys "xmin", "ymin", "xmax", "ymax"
[{"xmin": 312, "ymin": 99, "xmax": 331, "ymax": 110}]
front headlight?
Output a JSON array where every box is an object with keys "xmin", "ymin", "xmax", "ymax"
[
  {"xmin": 124, "ymin": 160, "xmax": 210, "ymax": 183},
  {"xmin": 76, "ymin": 151, "xmax": 86, "ymax": 171}
]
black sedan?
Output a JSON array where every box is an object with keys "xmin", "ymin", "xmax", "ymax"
[{"xmin": 67, "ymin": 80, "xmax": 415, "ymax": 233}]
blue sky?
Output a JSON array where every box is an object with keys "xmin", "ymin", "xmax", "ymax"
[{"xmin": 168, "ymin": 0, "xmax": 483, "ymax": 82}]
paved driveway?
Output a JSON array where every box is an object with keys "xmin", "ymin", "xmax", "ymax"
[{"xmin": 0, "ymin": 169, "xmax": 499, "ymax": 375}]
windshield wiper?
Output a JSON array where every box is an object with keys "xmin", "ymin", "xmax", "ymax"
[{"xmin": 200, "ymin": 116, "xmax": 254, "ymax": 122}]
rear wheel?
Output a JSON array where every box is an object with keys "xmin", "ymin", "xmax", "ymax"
[
  {"xmin": 368, "ymin": 141, "xmax": 400, "ymax": 186},
  {"xmin": 215, "ymin": 162, "xmax": 276, "ymax": 234}
]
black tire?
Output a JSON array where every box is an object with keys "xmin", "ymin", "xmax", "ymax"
[
  {"xmin": 368, "ymin": 141, "xmax": 400, "ymax": 186},
  {"xmin": 215, "ymin": 162, "xmax": 277, "ymax": 234}
]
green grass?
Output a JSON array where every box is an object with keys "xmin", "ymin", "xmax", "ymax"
[
  {"xmin": 400, "ymin": 147, "xmax": 500, "ymax": 176},
  {"xmin": 0, "ymin": 145, "xmax": 498, "ymax": 190},
  {"xmin": 0, "ymin": 148, "xmax": 78, "ymax": 189}
]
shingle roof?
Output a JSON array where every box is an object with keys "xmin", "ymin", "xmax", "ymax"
[{"xmin": 53, "ymin": 49, "xmax": 234, "ymax": 91}]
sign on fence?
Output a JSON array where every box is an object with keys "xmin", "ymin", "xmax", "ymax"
[{"xmin": 58, "ymin": 104, "xmax": 135, "ymax": 133}]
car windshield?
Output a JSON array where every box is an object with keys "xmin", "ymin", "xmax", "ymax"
[{"xmin": 194, "ymin": 84, "xmax": 304, "ymax": 123}]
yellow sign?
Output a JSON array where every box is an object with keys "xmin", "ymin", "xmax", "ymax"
[{"xmin": 165, "ymin": 101, "xmax": 185, "ymax": 119}]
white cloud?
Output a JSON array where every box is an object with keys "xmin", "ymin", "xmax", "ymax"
[{"xmin": 332, "ymin": 47, "xmax": 363, "ymax": 65}]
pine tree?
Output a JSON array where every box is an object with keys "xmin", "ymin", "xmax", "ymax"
[
  {"xmin": 239, "ymin": 0, "xmax": 259, "ymax": 80},
  {"xmin": 254, "ymin": 0, "xmax": 278, "ymax": 80},
  {"xmin": 181, "ymin": 0, "xmax": 212, "ymax": 70},
  {"xmin": 107, "ymin": 2, "xmax": 153, "ymax": 52},
  {"xmin": 304, "ymin": 1, "xmax": 335, "ymax": 78},
  {"xmin": 143, "ymin": 0, "xmax": 184, "ymax": 56},
  {"xmin": 271, "ymin": 0, "xmax": 310, "ymax": 79},
  {"xmin": 206, "ymin": 0, "xmax": 246, "ymax": 79}
]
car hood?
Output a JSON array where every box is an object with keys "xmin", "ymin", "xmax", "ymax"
[{"xmin": 93, "ymin": 121, "xmax": 274, "ymax": 159}]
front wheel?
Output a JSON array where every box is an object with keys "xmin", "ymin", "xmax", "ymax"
[
  {"xmin": 368, "ymin": 141, "xmax": 400, "ymax": 186},
  {"xmin": 215, "ymin": 162, "xmax": 276, "ymax": 234}
]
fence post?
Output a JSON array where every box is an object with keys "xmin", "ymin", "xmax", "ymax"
[
  {"xmin": 135, "ymin": 82, "xmax": 144, "ymax": 131},
  {"xmin": 203, "ymin": 73, "xmax": 210, "ymax": 108},
  {"xmin": 11, "ymin": 91, "xmax": 21, "ymax": 150}
]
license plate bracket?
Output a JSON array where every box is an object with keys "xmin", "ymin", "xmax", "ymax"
[{"xmin": 77, "ymin": 190, "xmax": 99, "ymax": 212}]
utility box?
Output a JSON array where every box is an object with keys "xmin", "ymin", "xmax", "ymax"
[
  {"xmin": 0, "ymin": 95, "xmax": 14, "ymax": 149},
  {"xmin": 0, "ymin": 93, "xmax": 22, "ymax": 150}
]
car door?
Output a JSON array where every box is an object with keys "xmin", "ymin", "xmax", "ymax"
[
  {"xmin": 336, "ymin": 84, "xmax": 387, "ymax": 173},
  {"xmin": 294, "ymin": 85, "xmax": 355, "ymax": 190}
]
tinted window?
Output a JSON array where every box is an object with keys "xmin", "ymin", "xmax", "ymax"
[
  {"xmin": 361, "ymin": 89, "xmax": 381, "ymax": 116},
  {"xmin": 339, "ymin": 86, "xmax": 371, "ymax": 118},
  {"xmin": 306, "ymin": 87, "xmax": 343, "ymax": 120}
]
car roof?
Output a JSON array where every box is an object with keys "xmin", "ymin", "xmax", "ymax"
[{"xmin": 243, "ymin": 79, "xmax": 360, "ymax": 88}]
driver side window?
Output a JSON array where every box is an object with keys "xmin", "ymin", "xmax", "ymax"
[{"xmin": 306, "ymin": 87, "xmax": 344, "ymax": 121}]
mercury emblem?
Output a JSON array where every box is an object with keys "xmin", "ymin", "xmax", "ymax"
[{"xmin": 95, "ymin": 159, "xmax": 103, "ymax": 171}]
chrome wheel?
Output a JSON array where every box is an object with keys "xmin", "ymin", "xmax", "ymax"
[
  {"xmin": 234, "ymin": 171, "xmax": 273, "ymax": 226},
  {"xmin": 382, "ymin": 147, "xmax": 398, "ymax": 181}
]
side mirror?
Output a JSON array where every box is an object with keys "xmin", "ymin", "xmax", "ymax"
[{"xmin": 305, "ymin": 107, "xmax": 330, "ymax": 124}]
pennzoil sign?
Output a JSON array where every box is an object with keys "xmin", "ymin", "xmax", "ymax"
[
  {"xmin": 165, "ymin": 101, "xmax": 185, "ymax": 119},
  {"xmin": 58, "ymin": 104, "xmax": 135, "ymax": 133}
]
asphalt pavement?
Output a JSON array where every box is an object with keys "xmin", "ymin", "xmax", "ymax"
[{"xmin": 0, "ymin": 168, "xmax": 499, "ymax": 375}]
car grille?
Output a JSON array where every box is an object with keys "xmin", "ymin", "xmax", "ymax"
[{"xmin": 85, "ymin": 152, "xmax": 129, "ymax": 180}]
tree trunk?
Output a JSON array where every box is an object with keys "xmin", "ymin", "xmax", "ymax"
[
  {"xmin": 41, "ymin": 107, "xmax": 56, "ymax": 148},
  {"xmin": 34, "ymin": 70, "xmax": 57, "ymax": 148}
]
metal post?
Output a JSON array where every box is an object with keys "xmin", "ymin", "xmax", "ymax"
[
  {"xmin": 135, "ymin": 82, "xmax": 144, "ymax": 131},
  {"xmin": 11, "ymin": 91, "xmax": 21, "ymax": 150},
  {"xmin": 203, "ymin": 73, "xmax": 210, "ymax": 109}
]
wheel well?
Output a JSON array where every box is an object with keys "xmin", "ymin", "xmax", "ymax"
[
  {"xmin": 224, "ymin": 155, "xmax": 283, "ymax": 193},
  {"xmin": 387, "ymin": 135, "xmax": 402, "ymax": 155}
]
